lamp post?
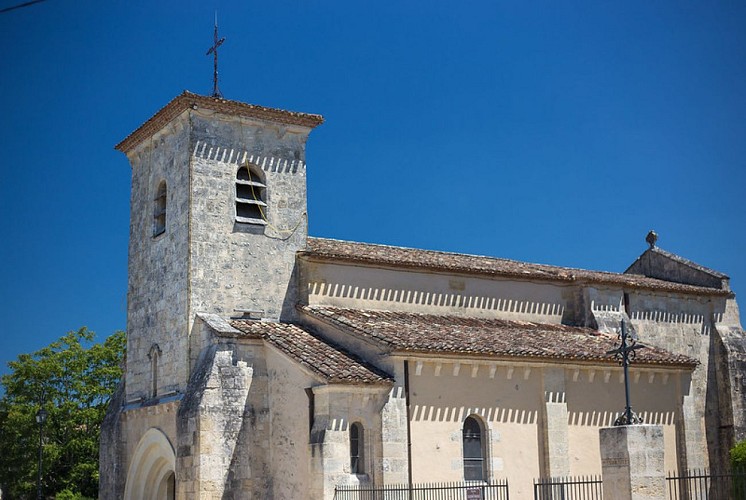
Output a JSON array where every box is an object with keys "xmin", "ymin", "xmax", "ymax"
[{"xmin": 35, "ymin": 404, "xmax": 47, "ymax": 500}]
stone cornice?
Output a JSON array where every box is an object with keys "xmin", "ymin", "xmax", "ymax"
[{"xmin": 116, "ymin": 91, "xmax": 324, "ymax": 154}]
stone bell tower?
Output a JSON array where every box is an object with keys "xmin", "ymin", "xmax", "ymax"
[
  {"xmin": 100, "ymin": 92, "xmax": 323, "ymax": 498},
  {"xmin": 114, "ymin": 91, "xmax": 323, "ymax": 401}
]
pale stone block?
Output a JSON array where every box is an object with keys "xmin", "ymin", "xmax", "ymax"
[{"xmin": 600, "ymin": 425, "xmax": 665, "ymax": 500}]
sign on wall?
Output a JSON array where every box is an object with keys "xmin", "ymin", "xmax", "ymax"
[{"xmin": 466, "ymin": 487, "xmax": 483, "ymax": 500}]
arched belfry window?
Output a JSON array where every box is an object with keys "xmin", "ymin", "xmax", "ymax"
[
  {"xmin": 153, "ymin": 181, "xmax": 167, "ymax": 236},
  {"xmin": 350, "ymin": 422, "xmax": 364, "ymax": 474},
  {"xmin": 463, "ymin": 416, "xmax": 486, "ymax": 481},
  {"xmin": 235, "ymin": 165, "xmax": 267, "ymax": 224}
]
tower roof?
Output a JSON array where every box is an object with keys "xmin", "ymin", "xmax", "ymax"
[{"xmin": 115, "ymin": 91, "xmax": 324, "ymax": 154}]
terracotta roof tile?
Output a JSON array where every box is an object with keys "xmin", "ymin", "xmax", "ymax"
[
  {"xmin": 302, "ymin": 238, "xmax": 731, "ymax": 297},
  {"xmin": 302, "ymin": 306, "xmax": 698, "ymax": 368},
  {"xmin": 229, "ymin": 320, "xmax": 392, "ymax": 385},
  {"xmin": 116, "ymin": 91, "xmax": 324, "ymax": 154}
]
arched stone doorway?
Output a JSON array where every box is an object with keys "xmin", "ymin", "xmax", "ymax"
[{"xmin": 124, "ymin": 428, "xmax": 176, "ymax": 500}]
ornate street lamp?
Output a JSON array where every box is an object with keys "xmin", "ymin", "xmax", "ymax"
[{"xmin": 35, "ymin": 404, "xmax": 47, "ymax": 500}]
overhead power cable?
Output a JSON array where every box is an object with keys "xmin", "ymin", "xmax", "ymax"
[{"xmin": 0, "ymin": 0, "xmax": 48, "ymax": 14}]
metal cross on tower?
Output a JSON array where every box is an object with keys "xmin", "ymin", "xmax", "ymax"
[
  {"xmin": 606, "ymin": 320, "xmax": 647, "ymax": 426},
  {"xmin": 206, "ymin": 13, "xmax": 226, "ymax": 98}
]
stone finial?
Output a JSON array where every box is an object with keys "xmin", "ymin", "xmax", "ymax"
[{"xmin": 645, "ymin": 230, "xmax": 658, "ymax": 249}]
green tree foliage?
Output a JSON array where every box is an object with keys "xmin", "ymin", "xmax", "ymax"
[
  {"xmin": 0, "ymin": 328, "xmax": 125, "ymax": 499},
  {"xmin": 733, "ymin": 439, "xmax": 746, "ymax": 469},
  {"xmin": 733, "ymin": 440, "xmax": 746, "ymax": 498}
]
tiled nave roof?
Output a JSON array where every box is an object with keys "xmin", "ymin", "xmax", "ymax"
[
  {"xmin": 302, "ymin": 306, "xmax": 699, "ymax": 368},
  {"xmin": 301, "ymin": 238, "xmax": 731, "ymax": 297}
]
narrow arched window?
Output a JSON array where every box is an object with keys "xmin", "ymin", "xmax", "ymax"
[
  {"xmin": 148, "ymin": 344, "xmax": 162, "ymax": 399},
  {"xmin": 153, "ymin": 181, "xmax": 167, "ymax": 236},
  {"xmin": 235, "ymin": 165, "xmax": 267, "ymax": 224},
  {"xmin": 463, "ymin": 416, "xmax": 486, "ymax": 481},
  {"xmin": 350, "ymin": 422, "xmax": 364, "ymax": 474}
]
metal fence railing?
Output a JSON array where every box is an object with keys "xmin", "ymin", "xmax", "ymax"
[
  {"xmin": 533, "ymin": 475, "xmax": 603, "ymax": 500},
  {"xmin": 334, "ymin": 479, "xmax": 510, "ymax": 500},
  {"xmin": 334, "ymin": 468, "xmax": 746, "ymax": 500},
  {"xmin": 666, "ymin": 468, "xmax": 746, "ymax": 499}
]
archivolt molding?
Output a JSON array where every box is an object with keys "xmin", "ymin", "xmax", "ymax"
[{"xmin": 124, "ymin": 427, "xmax": 176, "ymax": 500}]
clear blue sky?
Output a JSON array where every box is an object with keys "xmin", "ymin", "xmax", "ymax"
[{"xmin": 1, "ymin": 1, "xmax": 745, "ymax": 383}]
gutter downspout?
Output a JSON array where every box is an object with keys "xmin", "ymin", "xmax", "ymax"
[{"xmin": 404, "ymin": 360, "xmax": 413, "ymax": 499}]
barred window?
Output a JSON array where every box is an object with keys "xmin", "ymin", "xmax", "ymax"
[{"xmin": 235, "ymin": 165, "xmax": 267, "ymax": 224}]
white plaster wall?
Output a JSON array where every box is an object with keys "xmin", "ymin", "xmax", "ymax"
[
  {"xmin": 407, "ymin": 360, "xmax": 542, "ymax": 500},
  {"xmin": 304, "ymin": 262, "xmax": 568, "ymax": 323},
  {"xmin": 566, "ymin": 368, "xmax": 682, "ymax": 476}
]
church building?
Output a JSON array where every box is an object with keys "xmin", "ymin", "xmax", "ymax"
[{"xmin": 99, "ymin": 91, "xmax": 746, "ymax": 499}]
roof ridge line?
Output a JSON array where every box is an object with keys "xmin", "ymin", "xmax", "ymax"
[
  {"xmin": 304, "ymin": 238, "xmax": 733, "ymax": 297},
  {"xmin": 307, "ymin": 236, "xmax": 572, "ymax": 269}
]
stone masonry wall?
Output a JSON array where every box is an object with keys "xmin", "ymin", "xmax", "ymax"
[
  {"xmin": 627, "ymin": 248, "xmax": 727, "ymax": 290},
  {"xmin": 627, "ymin": 291, "xmax": 712, "ymax": 470},
  {"xmin": 712, "ymin": 297, "xmax": 746, "ymax": 472},
  {"xmin": 99, "ymin": 382, "xmax": 127, "ymax": 499},
  {"xmin": 187, "ymin": 111, "xmax": 312, "ymax": 329},
  {"xmin": 125, "ymin": 114, "xmax": 191, "ymax": 400},
  {"xmin": 176, "ymin": 338, "xmax": 268, "ymax": 499},
  {"xmin": 264, "ymin": 346, "xmax": 317, "ymax": 500},
  {"xmin": 310, "ymin": 385, "xmax": 391, "ymax": 500}
]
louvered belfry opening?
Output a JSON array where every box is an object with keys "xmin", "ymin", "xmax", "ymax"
[{"xmin": 235, "ymin": 165, "xmax": 266, "ymax": 223}]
